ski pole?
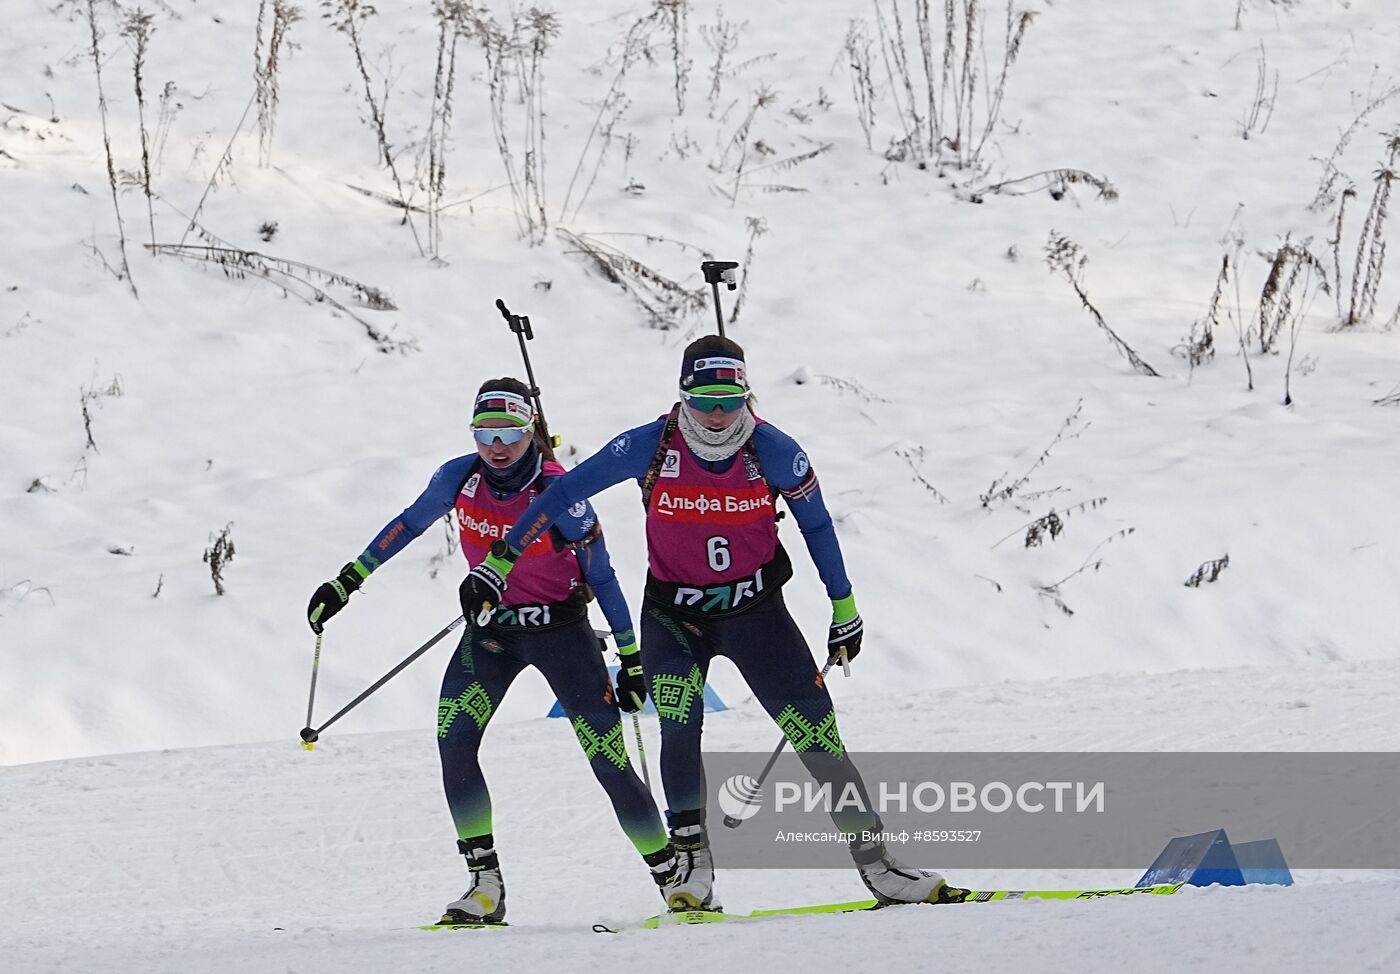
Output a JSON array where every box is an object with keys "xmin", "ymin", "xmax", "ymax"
[
  {"xmin": 299, "ymin": 614, "xmax": 466, "ymax": 747},
  {"xmin": 722, "ymin": 654, "xmax": 841, "ymax": 829},
  {"xmin": 495, "ymin": 298, "xmax": 554, "ymax": 446},
  {"xmin": 630, "ymin": 713, "xmax": 652, "ymax": 793},
  {"xmin": 302, "ymin": 631, "xmax": 324, "ymax": 751},
  {"xmin": 597, "ymin": 629, "xmax": 653, "ymax": 792},
  {"xmin": 700, "ymin": 260, "xmax": 739, "ymax": 337}
]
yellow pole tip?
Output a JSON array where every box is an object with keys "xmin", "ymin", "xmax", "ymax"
[{"xmin": 302, "ymin": 741, "xmax": 314, "ymax": 752}]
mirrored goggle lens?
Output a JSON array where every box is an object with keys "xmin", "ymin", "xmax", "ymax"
[
  {"xmin": 683, "ymin": 392, "xmax": 748, "ymax": 413},
  {"xmin": 472, "ymin": 424, "xmax": 533, "ymax": 445}
]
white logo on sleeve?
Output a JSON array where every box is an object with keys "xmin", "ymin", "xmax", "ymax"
[
  {"xmin": 660, "ymin": 449, "xmax": 681, "ymax": 478},
  {"xmin": 792, "ymin": 452, "xmax": 810, "ymax": 478},
  {"xmin": 611, "ymin": 433, "xmax": 631, "ymax": 456},
  {"xmin": 568, "ymin": 501, "xmax": 588, "ymax": 518},
  {"xmin": 463, "ymin": 472, "xmax": 481, "ymax": 498}
]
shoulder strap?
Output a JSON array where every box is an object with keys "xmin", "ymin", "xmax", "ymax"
[
  {"xmin": 742, "ymin": 428, "xmax": 786, "ymax": 522},
  {"xmin": 639, "ymin": 405, "xmax": 682, "ymax": 510}
]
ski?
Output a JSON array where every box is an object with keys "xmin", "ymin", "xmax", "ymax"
[
  {"xmin": 613, "ymin": 882, "xmax": 1185, "ymax": 931},
  {"xmin": 419, "ymin": 920, "xmax": 510, "ymax": 931}
]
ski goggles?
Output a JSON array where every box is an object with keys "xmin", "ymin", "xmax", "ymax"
[
  {"xmin": 682, "ymin": 388, "xmax": 750, "ymax": 414},
  {"xmin": 472, "ymin": 423, "xmax": 535, "ymax": 446}
]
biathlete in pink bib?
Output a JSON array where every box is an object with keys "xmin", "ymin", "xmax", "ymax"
[
  {"xmin": 306, "ymin": 378, "xmax": 683, "ymax": 926},
  {"xmin": 461, "ymin": 338, "xmax": 965, "ymax": 912}
]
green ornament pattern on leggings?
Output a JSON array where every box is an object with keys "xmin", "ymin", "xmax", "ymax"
[
  {"xmin": 777, "ymin": 705, "xmax": 846, "ymax": 756},
  {"xmin": 651, "ymin": 665, "xmax": 705, "ymax": 724},
  {"xmin": 438, "ymin": 683, "xmax": 493, "ymax": 738},
  {"xmin": 571, "ymin": 716, "xmax": 629, "ymax": 770}
]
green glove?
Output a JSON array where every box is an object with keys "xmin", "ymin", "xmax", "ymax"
[
  {"xmin": 828, "ymin": 593, "xmax": 864, "ymax": 663},
  {"xmin": 307, "ymin": 560, "xmax": 370, "ymax": 633},
  {"xmin": 459, "ymin": 540, "xmax": 520, "ymax": 623}
]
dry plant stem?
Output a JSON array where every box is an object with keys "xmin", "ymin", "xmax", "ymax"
[
  {"xmin": 938, "ymin": 0, "xmax": 954, "ymax": 154},
  {"xmin": 873, "ymin": 0, "xmax": 920, "ymax": 158},
  {"xmin": 555, "ymin": 228, "xmax": 709, "ymax": 328},
  {"xmin": 1185, "ymin": 555, "xmax": 1229, "ymax": 587},
  {"xmin": 659, "ymin": 0, "xmax": 690, "ymax": 115},
  {"xmin": 844, "ymin": 19, "xmax": 876, "ymax": 150},
  {"xmin": 1037, "ymin": 527, "xmax": 1135, "ymax": 615},
  {"xmin": 953, "ymin": 0, "xmax": 976, "ymax": 159},
  {"xmin": 729, "ymin": 216, "xmax": 768, "ymax": 326},
  {"xmin": 895, "ymin": 446, "xmax": 949, "ymax": 504},
  {"xmin": 1045, "ymin": 232, "xmax": 1160, "ymax": 377},
  {"xmin": 178, "ymin": 91, "xmax": 256, "ymax": 247},
  {"xmin": 203, "ymin": 523, "xmax": 236, "ymax": 597},
  {"xmin": 1344, "ymin": 153, "xmax": 1396, "ymax": 327},
  {"xmin": 560, "ymin": 11, "xmax": 655, "ymax": 224},
  {"xmin": 1330, "ymin": 187, "xmax": 1354, "ymax": 320},
  {"xmin": 718, "ymin": 87, "xmax": 776, "ymax": 203},
  {"xmin": 521, "ymin": 9, "xmax": 558, "ymax": 241},
  {"xmin": 1309, "ymin": 84, "xmax": 1400, "ymax": 212},
  {"xmin": 864, "ymin": 1, "xmax": 1030, "ymax": 170},
  {"xmin": 153, "ymin": 81, "xmax": 180, "ymax": 177},
  {"xmin": 1240, "ymin": 42, "xmax": 1277, "ymax": 139},
  {"xmin": 990, "ymin": 497, "xmax": 1108, "ymax": 550},
  {"xmin": 1258, "ymin": 237, "xmax": 1329, "ymax": 353},
  {"xmin": 254, "ymin": 0, "xmax": 302, "ymax": 168},
  {"xmin": 1229, "ymin": 243, "xmax": 1254, "ymax": 390},
  {"xmin": 148, "ymin": 242, "xmax": 408, "ymax": 352},
  {"xmin": 972, "ymin": 3, "xmax": 1033, "ymax": 164},
  {"xmin": 981, "ymin": 399, "xmax": 1086, "ymax": 508},
  {"xmin": 425, "ymin": 1, "xmax": 469, "ymax": 257},
  {"xmin": 1283, "ymin": 259, "xmax": 1324, "ymax": 406},
  {"xmin": 122, "ymin": 9, "xmax": 157, "ymax": 247},
  {"xmin": 980, "ymin": 168, "xmax": 1117, "ymax": 201},
  {"xmin": 912, "ymin": 0, "xmax": 937, "ymax": 152},
  {"xmin": 86, "ymin": 0, "xmax": 138, "ymax": 297},
  {"xmin": 81, "ymin": 388, "xmax": 99, "ymax": 452},
  {"xmin": 1182, "ymin": 254, "xmax": 1229, "ymax": 372},
  {"xmin": 700, "ymin": 5, "xmax": 740, "ymax": 113},
  {"xmin": 820, "ymin": 374, "xmax": 892, "ymax": 403},
  {"xmin": 322, "ymin": 0, "xmax": 424, "ymax": 255}
]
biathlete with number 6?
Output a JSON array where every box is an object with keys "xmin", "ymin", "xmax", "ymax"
[
  {"xmin": 305, "ymin": 378, "xmax": 690, "ymax": 925},
  {"xmin": 460, "ymin": 337, "xmax": 967, "ymax": 912}
]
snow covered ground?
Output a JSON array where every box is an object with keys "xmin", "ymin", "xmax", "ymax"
[
  {"xmin": 4, "ymin": 662, "xmax": 1400, "ymax": 973},
  {"xmin": 3, "ymin": 0, "xmax": 1400, "ymax": 968}
]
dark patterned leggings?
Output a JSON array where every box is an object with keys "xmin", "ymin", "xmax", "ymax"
[
  {"xmin": 640, "ymin": 593, "xmax": 878, "ymax": 834},
  {"xmin": 437, "ymin": 618, "xmax": 668, "ymax": 857}
]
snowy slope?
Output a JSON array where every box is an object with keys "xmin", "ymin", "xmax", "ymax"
[
  {"xmin": 4, "ymin": 0, "xmax": 1399, "ymax": 765},
  {"xmin": 3, "ymin": 0, "xmax": 1400, "ymax": 967},
  {"xmin": 3, "ymin": 661, "xmax": 1400, "ymax": 973}
]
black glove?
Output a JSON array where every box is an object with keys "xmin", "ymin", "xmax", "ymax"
[
  {"xmin": 827, "ymin": 595, "xmax": 864, "ymax": 664},
  {"xmin": 459, "ymin": 542, "xmax": 517, "ymax": 623},
  {"xmin": 615, "ymin": 638, "xmax": 647, "ymax": 714},
  {"xmin": 307, "ymin": 562, "xmax": 364, "ymax": 633}
]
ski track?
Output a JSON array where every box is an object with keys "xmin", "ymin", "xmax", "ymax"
[{"xmin": 4, "ymin": 662, "xmax": 1400, "ymax": 972}]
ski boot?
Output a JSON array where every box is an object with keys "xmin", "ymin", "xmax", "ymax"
[
  {"xmin": 657, "ymin": 809, "xmax": 722, "ymax": 912},
  {"xmin": 439, "ymin": 835, "xmax": 506, "ymax": 925},
  {"xmin": 851, "ymin": 837, "xmax": 968, "ymax": 905}
]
